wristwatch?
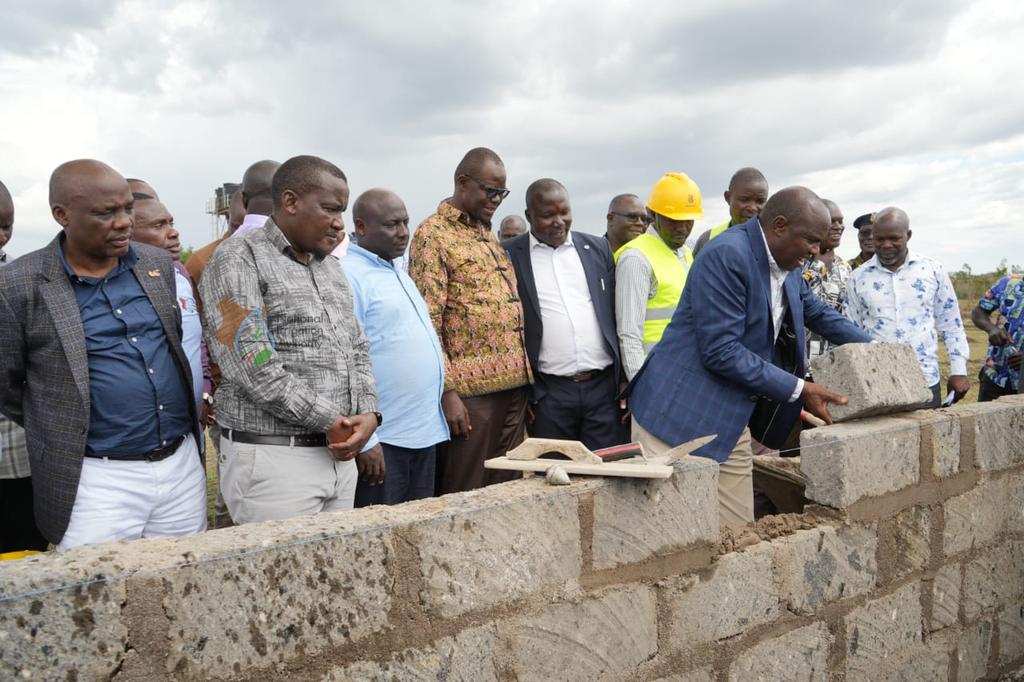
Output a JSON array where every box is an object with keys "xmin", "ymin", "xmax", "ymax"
[
  {"xmin": 373, "ymin": 411, "xmax": 383, "ymax": 426},
  {"xmin": 202, "ymin": 392, "xmax": 214, "ymax": 406}
]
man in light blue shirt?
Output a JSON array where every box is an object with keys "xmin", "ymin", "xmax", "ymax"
[
  {"xmin": 342, "ymin": 189, "xmax": 449, "ymax": 505},
  {"xmin": 845, "ymin": 207, "xmax": 970, "ymax": 406}
]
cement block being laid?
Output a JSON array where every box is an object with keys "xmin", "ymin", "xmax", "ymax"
[
  {"xmin": 727, "ymin": 622, "xmax": 831, "ymax": 681},
  {"xmin": 810, "ymin": 343, "xmax": 933, "ymax": 422},
  {"xmin": 844, "ymin": 582, "xmax": 923, "ymax": 676},
  {"xmin": 666, "ymin": 542, "xmax": 780, "ymax": 647},
  {"xmin": 502, "ymin": 585, "xmax": 657, "ymax": 682},
  {"xmin": 591, "ymin": 455, "xmax": 718, "ymax": 570},
  {"xmin": 801, "ymin": 416, "xmax": 920, "ymax": 509},
  {"xmin": 772, "ymin": 525, "xmax": 877, "ymax": 615}
]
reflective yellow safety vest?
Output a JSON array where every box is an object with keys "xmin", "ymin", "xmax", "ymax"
[
  {"xmin": 614, "ymin": 234, "xmax": 694, "ymax": 352},
  {"xmin": 707, "ymin": 220, "xmax": 731, "ymax": 243}
]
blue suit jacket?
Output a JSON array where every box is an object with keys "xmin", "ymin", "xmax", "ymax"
[
  {"xmin": 628, "ymin": 219, "xmax": 872, "ymax": 462},
  {"xmin": 503, "ymin": 231, "xmax": 620, "ymax": 401}
]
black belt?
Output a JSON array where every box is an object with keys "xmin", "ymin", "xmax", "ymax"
[
  {"xmin": 85, "ymin": 434, "xmax": 187, "ymax": 462},
  {"xmin": 542, "ymin": 366, "xmax": 612, "ymax": 383},
  {"xmin": 223, "ymin": 428, "xmax": 327, "ymax": 448}
]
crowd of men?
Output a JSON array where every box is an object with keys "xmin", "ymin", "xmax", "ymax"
[{"xmin": 1, "ymin": 148, "xmax": 1022, "ymax": 553}]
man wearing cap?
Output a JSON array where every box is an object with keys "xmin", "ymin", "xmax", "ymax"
[
  {"xmin": 848, "ymin": 213, "xmax": 875, "ymax": 270},
  {"xmin": 615, "ymin": 172, "xmax": 703, "ymax": 380}
]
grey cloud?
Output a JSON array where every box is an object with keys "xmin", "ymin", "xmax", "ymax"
[{"xmin": 0, "ymin": 2, "xmax": 115, "ymax": 55}]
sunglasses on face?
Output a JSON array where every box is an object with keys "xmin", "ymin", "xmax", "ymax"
[
  {"xmin": 610, "ymin": 211, "xmax": 652, "ymax": 226},
  {"xmin": 464, "ymin": 175, "xmax": 510, "ymax": 200}
]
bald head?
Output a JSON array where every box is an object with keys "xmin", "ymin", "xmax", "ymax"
[
  {"xmin": 728, "ymin": 167, "xmax": 767, "ymax": 192},
  {"xmin": 498, "ymin": 215, "xmax": 527, "ymax": 240},
  {"xmin": 241, "ymin": 159, "xmax": 280, "ymax": 216},
  {"xmin": 760, "ymin": 186, "xmax": 830, "ymax": 270},
  {"xmin": 227, "ymin": 189, "xmax": 245, "ymax": 235},
  {"xmin": 873, "ymin": 206, "xmax": 910, "ymax": 233},
  {"xmin": 126, "ymin": 178, "xmax": 159, "ymax": 201},
  {"xmin": 871, "ymin": 206, "xmax": 912, "ymax": 270},
  {"xmin": 49, "ymin": 159, "xmax": 126, "ymax": 208},
  {"xmin": 0, "ymin": 180, "xmax": 13, "ymax": 253},
  {"xmin": 454, "ymin": 147, "xmax": 504, "ymax": 181},
  {"xmin": 48, "ymin": 159, "xmax": 134, "ymax": 269},
  {"xmin": 352, "ymin": 188, "xmax": 410, "ymax": 261}
]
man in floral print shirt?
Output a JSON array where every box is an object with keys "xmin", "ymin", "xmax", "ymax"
[
  {"xmin": 408, "ymin": 148, "xmax": 531, "ymax": 494},
  {"xmin": 971, "ymin": 273, "xmax": 1024, "ymax": 401},
  {"xmin": 845, "ymin": 207, "xmax": 970, "ymax": 406}
]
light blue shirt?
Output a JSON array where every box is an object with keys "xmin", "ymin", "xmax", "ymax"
[
  {"xmin": 845, "ymin": 251, "xmax": 969, "ymax": 386},
  {"xmin": 341, "ymin": 244, "xmax": 449, "ymax": 448}
]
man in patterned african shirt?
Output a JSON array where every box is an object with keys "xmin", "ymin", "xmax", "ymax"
[
  {"xmin": 802, "ymin": 199, "xmax": 852, "ymax": 359},
  {"xmin": 408, "ymin": 147, "xmax": 531, "ymax": 494},
  {"xmin": 971, "ymin": 273, "xmax": 1024, "ymax": 401}
]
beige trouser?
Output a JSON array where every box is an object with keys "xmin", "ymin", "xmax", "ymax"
[
  {"xmin": 632, "ymin": 421, "xmax": 754, "ymax": 530},
  {"xmin": 219, "ymin": 435, "xmax": 358, "ymax": 525}
]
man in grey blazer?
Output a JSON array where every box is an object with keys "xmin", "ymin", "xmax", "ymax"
[{"xmin": 0, "ymin": 160, "xmax": 205, "ymax": 550}]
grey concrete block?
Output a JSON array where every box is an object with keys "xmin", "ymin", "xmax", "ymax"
[
  {"xmin": 887, "ymin": 506, "xmax": 932, "ymax": 578},
  {"xmin": 898, "ymin": 409, "xmax": 961, "ymax": 477},
  {"xmin": 958, "ymin": 619, "xmax": 993, "ymax": 682},
  {"xmin": 945, "ymin": 476, "xmax": 1012, "ymax": 556},
  {"xmin": 801, "ymin": 417, "xmax": 921, "ymax": 508},
  {"xmin": 845, "ymin": 582, "xmax": 923, "ymax": 675},
  {"xmin": 964, "ymin": 541, "xmax": 1024, "ymax": 622},
  {"xmin": 728, "ymin": 622, "xmax": 831, "ymax": 681},
  {"xmin": 592, "ymin": 455, "xmax": 718, "ymax": 570},
  {"xmin": 972, "ymin": 400, "xmax": 1024, "ymax": 472},
  {"xmin": 411, "ymin": 482, "xmax": 582, "ymax": 618},
  {"xmin": 850, "ymin": 632, "xmax": 952, "ymax": 682},
  {"xmin": 654, "ymin": 668, "xmax": 715, "ymax": 682},
  {"xmin": 502, "ymin": 585, "xmax": 657, "ymax": 682},
  {"xmin": 1001, "ymin": 604, "xmax": 1024, "ymax": 667},
  {"xmin": 325, "ymin": 626, "xmax": 500, "ymax": 681},
  {"xmin": 772, "ymin": 525, "xmax": 877, "ymax": 615},
  {"xmin": 931, "ymin": 562, "xmax": 962, "ymax": 631},
  {"xmin": 666, "ymin": 543, "xmax": 780, "ymax": 646},
  {"xmin": 810, "ymin": 343, "xmax": 933, "ymax": 422}
]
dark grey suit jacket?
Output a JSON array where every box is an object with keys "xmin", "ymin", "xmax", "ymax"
[
  {"xmin": 0, "ymin": 236, "xmax": 201, "ymax": 544},
  {"xmin": 503, "ymin": 231, "xmax": 621, "ymax": 402}
]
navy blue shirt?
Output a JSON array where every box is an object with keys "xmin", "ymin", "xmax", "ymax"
[{"xmin": 59, "ymin": 242, "xmax": 191, "ymax": 458}]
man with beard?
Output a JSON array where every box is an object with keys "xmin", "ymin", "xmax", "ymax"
[
  {"xmin": 408, "ymin": 147, "xmax": 531, "ymax": 494},
  {"xmin": 200, "ymin": 155, "xmax": 380, "ymax": 523}
]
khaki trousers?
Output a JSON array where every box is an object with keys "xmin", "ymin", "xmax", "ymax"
[{"xmin": 632, "ymin": 421, "xmax": 754, "ymax": 530}]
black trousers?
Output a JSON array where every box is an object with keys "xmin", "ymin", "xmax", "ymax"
[
  {"xmin": 529, "ymin": 369, "xmax": 628, "ymax": 451},
  {"xmin": 978, "ymin": 371, "xmax": 1017, "ymax": 402},
  {"xmin": 0, "ymin": 477, "xmax": 48, "ymax": 553}
]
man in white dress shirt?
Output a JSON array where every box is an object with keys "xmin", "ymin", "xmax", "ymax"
[{"xmin": 503, "ymin": 179, "xmax": 625, "ymax": 450}]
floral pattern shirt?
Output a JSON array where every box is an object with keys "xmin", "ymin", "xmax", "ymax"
[
  {"xmin": 408, "ymin": 201, "xmax": 531, "ymax": 397},
  {"xmin": 802, "ymin": 254, "xmax": 852, "ymax": 357},
  {"xmin": 978, "ymin": 273, "xmax": 1024, "ymax": 389},
  {"xmin": 845, "ymin": 252, "xmax": 969, "ymax": 386}
]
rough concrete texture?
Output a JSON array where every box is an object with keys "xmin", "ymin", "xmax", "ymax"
[
  {"xmin": 971, "ymin": 400, "xmax": 1024, "ymax": 472},
  {"xmin": 932, "ymin": 562, "xmax": 963, "ymax": 632},
  {"xmin": 410, "ymin": 483, "xmax": 582, "ymax": 618},
  {"xmin": 959, "ymin": 619, "xmax": 994, "ymax": 682},
  {"xmin": 591, "ymin": 455, "xmax": 718, "ymax": 570},
  {"xmin": 772, "ymin": 525, "xmax": 877, "ymax": 615},
  {"xmin": 502, "ymin": 585, "xmax": 657, "ymax": 682},
  {"xmin": 964, "ymin": 541, "xmax": 1024, "ymax": 622},
  {"xmin": 653, "ymin": 669, "xmax": 715, "ymax": 682},
  {"xmin": 897, "ymin": 409, "xmax": 961, "ymax": 477},
  {"xmin": 1000, "ymin": 604, "xmax": 1024, "ymax": 667},
  {"xmin": 801, "ymin": 416, "xmax": 921, "ymax": 508},
  {"xmin": 945, "ymin": 475, "xmax": 1015, "ymax": 556},
  {"xmin": 727, "ymin": 622, "xmax": 831, "ymax": 681},
  {"xmin": 884, "ymin": 506, "xmax": 932, "ymax": 579},
  {"xmin": 810, "ymin": 343, "xmax": 933, "ymax": 422},
  {"xmin": 666, "ymin": 542, "xmax": 779, "ymax": 646},
  {"xmin": 325, "ymin": 626, "xmax": 500, "ymax": 681},
  {"xmin": 844, "ymin": 582, "xmax": 923, "ymax": 676},
  {"xmin": 855, "ymin": 631, "xmax": 953, "ymax": 682}
]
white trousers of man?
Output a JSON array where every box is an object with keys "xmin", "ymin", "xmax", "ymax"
[
  {"xmin": 219, "ymin": 435, "xmax": 358, "ymax": 525},
  {"xmin": 58, "ymin": 434, "xmax": 207, "ymax": 551}
]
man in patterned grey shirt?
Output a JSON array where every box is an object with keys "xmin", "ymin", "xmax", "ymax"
[{"xmin": 200, "ymin": 155, "xmax": 381, "ymax": 524}]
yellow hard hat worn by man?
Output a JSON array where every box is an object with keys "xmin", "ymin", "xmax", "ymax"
[{"xmin": 614, "ymin": 172, "xmax": 703, "ymax": 380}]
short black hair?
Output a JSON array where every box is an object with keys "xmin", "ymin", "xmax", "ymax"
[
  {"xmin": 525, "ymin": 178, "xmax": 567, "ymax": 210},
  {"xmin": 271, "ymin": 155, "xmax": 348, "ymax": 210},
  {"xmin": 607, "ymin": 193, "xmax": 640, "ymax": 212},
  {"xmin": 728, "ymin": 167, "xmax": 767, "ymax": 192},
  {"xmin": 454, "ymin": 147, "xmax": 503, "ymax": 181}
]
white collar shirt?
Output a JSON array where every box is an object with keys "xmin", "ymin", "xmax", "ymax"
[{"xmin": 757, "ymin": 220, "xmax": 804, "ymax": 402}]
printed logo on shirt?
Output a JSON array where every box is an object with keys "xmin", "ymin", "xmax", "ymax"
[
  {"xmin": 178, "ymin": 296, "xmax": 198, "ymax": 314},
  {"xmin": 213, "ymin": 298, "xmax": 276, "ymax": 368}
]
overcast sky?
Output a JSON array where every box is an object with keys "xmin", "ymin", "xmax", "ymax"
[{"xmin": 2, "ymin": 0, "xmax": 1022, "ymax": 272}]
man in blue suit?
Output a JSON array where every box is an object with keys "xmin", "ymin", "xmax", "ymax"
[
  {"xmin": 504, "ymin": 179, "xmax": 626, "ymax": 450},
  {"xmin": 627, "ymin": 186, "xmax": 872, "ymax": 528}
]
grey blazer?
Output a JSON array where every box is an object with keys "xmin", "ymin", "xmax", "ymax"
[{"xmin": 0, "ymin": 235, "xmax": 201, "ymax": 544}]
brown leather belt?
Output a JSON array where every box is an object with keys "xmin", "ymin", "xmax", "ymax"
[{"xmin": 223, "ymin": 429, "xmax": 327, "ymax": 448}]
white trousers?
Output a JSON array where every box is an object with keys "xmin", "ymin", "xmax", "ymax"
[
  {"xmin": 219, "ymin": 435, "xmax": 358, "ymax": 525},
  {"xmin": 58, "ymin": 434, "xmax": 207, "ymax": 551}
]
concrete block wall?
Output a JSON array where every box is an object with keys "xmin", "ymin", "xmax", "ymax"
[{"xmin": 2, "ymin": 396, "xmax": 1023, "ymax": 681}]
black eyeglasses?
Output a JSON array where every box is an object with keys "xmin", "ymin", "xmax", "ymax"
[
  {"xmin": 610, "ymin": 211, "xmax": 652, "ymax": 226},
  {"xmin": 463, "ymin": 175, "xmax": 510, "ymax": 200}
]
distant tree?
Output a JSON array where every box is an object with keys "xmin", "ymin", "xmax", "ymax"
[{"xmin": 180, "ymin": 246, "xmax": 194, "ymax": 264}]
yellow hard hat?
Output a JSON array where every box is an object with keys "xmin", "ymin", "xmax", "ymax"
[{"xmin": 646, "ymin": 172, "xmax": 704, "ymax": 221}]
